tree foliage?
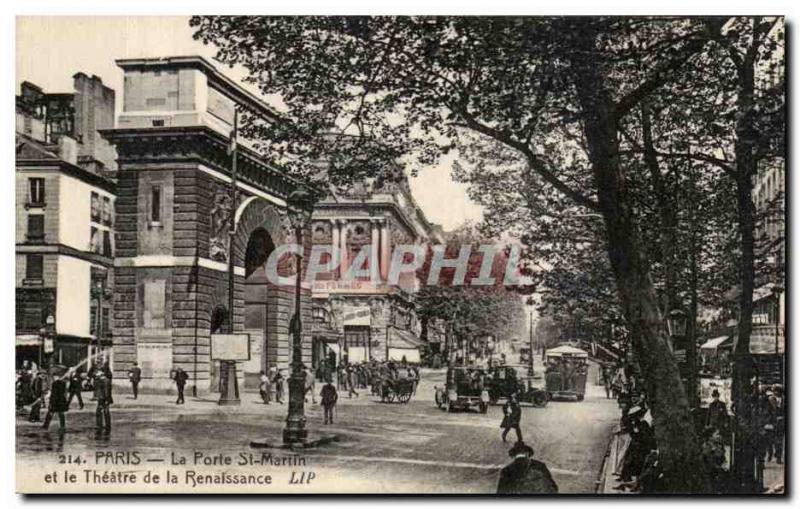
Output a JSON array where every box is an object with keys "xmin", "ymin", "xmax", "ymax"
[{"xmin": 191, "ymin": 16, "xmax": 784, "ymax": 493}]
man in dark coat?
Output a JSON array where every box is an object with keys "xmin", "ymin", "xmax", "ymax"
[
  {"xmin": 497, "ymin": 442, "xmax": 558, "ymax": 494},
  {"xmin": 273, "ymin": 369, "xmax": 285, "ymax": 404},
  {"xmin": 28, "ymin": 371, "xmax": 48, "ymax": 422},
  {"xmin": 128, "ymin": 362, "xmax": 142, "ymax": 399},
  {"xmin": 174, "ymin": 367, "xmax": 189, "ymax": 404},
  {"xmin": 94, "ymin": 370, "xmax": 112, "ymax": 432},
  {"xmin": 501, "ymin": 394, "xmax": 523, "ymax": 443},
  {"xmin": 320, "ymin": 381, "xmax": 338, "ymax": 425},
  {"xmin": 706, "ymin": 389, "xmax": 728, "ymax": 434},
  {"xmin": 67, "ymin": 369, "xmax": 84, "ymax": 410},
  {"xmin": 43, "ymin": 373, "xmax": 69, "ymax": 431}
]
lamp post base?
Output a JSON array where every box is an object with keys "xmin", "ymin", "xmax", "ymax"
[
  {"xmin": 282, "ymin": 371, "xmax": 307, "ymax": 445},
  {"xmin": 218, "ymin": 360, "xmax": 240, "ymax": 406}
]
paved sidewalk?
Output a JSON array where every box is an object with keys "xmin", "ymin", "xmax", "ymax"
[{"xmin": 597, "ymin": 425, "xmax": 631, "ymax": 494}]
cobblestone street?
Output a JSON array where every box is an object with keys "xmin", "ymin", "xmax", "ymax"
[{"xmin": 17, "ymin": 368, "xmax": 618, "ymax": 493}]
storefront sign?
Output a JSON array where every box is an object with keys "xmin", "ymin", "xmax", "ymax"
[{"xmin": 342, "ymin": 306, "xmax": 371, "ymax": 326}]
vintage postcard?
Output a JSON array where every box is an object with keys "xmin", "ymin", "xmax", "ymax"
[{"xmin": 14, "ymin": 15, "xmax": 785, "ymax": 495}]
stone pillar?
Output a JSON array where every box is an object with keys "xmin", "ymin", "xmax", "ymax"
[
  {"xmin": 380, "ymin": 219, "xmax": 391, "ymax": 280},
  {"xmin": 331, "ymin": 219, "xmax": 340, "ymax": 277},
  {"xmin": 370, "ymin": 219, "xmax": 381, "ymax": 283},
  {"xmin": 339, "ymin": 219, "xmax": 349, "ymax": 278}
]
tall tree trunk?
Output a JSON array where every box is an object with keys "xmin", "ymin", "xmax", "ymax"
[
  {"xmin": 641, "ymin": 102, "xmax": 680, "ymax": 311},
  {"xmin": 571, "ymin": 41, "xmax": 708, "ymax": 494},
  {"xmin": 731, "ymin": 40, "xmax": 758, "ymax": 492}
]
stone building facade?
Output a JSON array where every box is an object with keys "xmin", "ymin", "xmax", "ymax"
[
  {"xmin": 103, "ymin": 56, "xmax": 311, "ymax": 394},
  {"xmin": 310, "ymin": 178, "xmax": 444, "ymax": 369},
  {"xmin": 15, "ymin": 74, "xmax": 117, "ymax": 369}
]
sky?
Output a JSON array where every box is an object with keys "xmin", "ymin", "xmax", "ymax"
[{"xmin": 15, "ymin": 16, "xmax": 484, "ymax": 231}]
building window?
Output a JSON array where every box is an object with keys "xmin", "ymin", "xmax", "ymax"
[
  {"xmin": 25, "ymin": 254, "xmax": 43, "ymax": 280},
  {"xmin": 142, "ymin": 279, "xmax": 166, "ymax": 329},
  {"xmin": 90, "ymin": 301, "xmax": 97, "ymax": 335},
  {"xmin": 102, "ymin": 230, "xmax": 112, "ymax": 257},
  {"xmin": 149, "ymin": 185, "xmax": 162, "ymax": 226},
  {"xmin": 344, "ymin": 325, "xmax": 370, "ymax": 350},
  {"xmin": 28, "ymin": 178, "xmax": 45, "ymax": 206},
  {"xmin": 90, "ymin": 227, "xmax": 102, "ymax": 254},
  {"xmin": 102, "ymin": 196, "xmax": 112, "ymax": 225},
  {"xmin": 312, "ymin": 306, "xmax": 329, "ymax": 324},
  {"xmin": 91, "ymin": 192, "xmax": 101, "ymax": 222},
  {"xmin": 101, "ymin": 307, "xmax": 111, "ymax": 338},
  {"xmin": 26, "ymin": 214, "xmax": 44, "ymax": 241}
]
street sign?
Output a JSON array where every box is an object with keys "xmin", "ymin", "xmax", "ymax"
[
  {"xmin": 43, "ymin": 338, "xmax": 54, "ymax": 354},
  {"xmin": 211, "ymin": 334, "xmax": 251, "ymax": 361}
]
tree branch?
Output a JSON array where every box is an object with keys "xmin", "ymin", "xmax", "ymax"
[
  {"xmin": 454, "ymin": 109, "xmax": 601, "ymax": 211},
  {"xmin": 614, "ymin": 30, "xmax": 713, "ymax": 119}
]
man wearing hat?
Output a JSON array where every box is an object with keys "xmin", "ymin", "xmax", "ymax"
[
  {"xmin": 127, "ymin": 362, "xmax": 142, "ymax": 400},
  {"xmin": 706, "ymin": 389, "xmax": 728, "ymax": 435},
  {"xmin": 500, "ymin": 393, "xmax": 523, "ymax": 443},
  {"xmin": 42, "ymin": 371, "xmax": 69, "ymax": 432},
  {"xmin": 497, "ymin": 441, "xmax": 558, "ymax": 494}
]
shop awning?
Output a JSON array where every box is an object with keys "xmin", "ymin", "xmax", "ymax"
[
  {"xmin": 388, "ymin": 328, "xmax": 423, "ymax": 349},
  {"xmin": 546, "ymin": 345, "xmax": 589, "ymax": 358},
  {"xmin": 16, "ymin": 335, "xmax": 42, "ymax": 347},
  {"xmin": 700, "ymin": 335, "xmax": 732, "ymax": 352}
]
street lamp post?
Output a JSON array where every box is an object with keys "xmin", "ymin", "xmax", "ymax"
[
  {"xmin": 666, "ymin": 308, "xmax": 693, "ymax": 405},
  {"xmin": 39, "ymin": 313, "xmax": 55, "ymax": 369},
  {"xmin": 283, "ymin": 187, "xmax": 315, "ymax": 446},
  {"xmin": 772, "ymin": 285, "xmax": 783, "ymax": 383}
]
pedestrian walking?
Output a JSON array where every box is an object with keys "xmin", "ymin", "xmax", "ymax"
[
  {"xmin": 320, "ymin": 380, "xmax": 338, "ymax": 425},
  {"xmin": 94, "ymin": 370, "xmax": 112, "ymax": 432},
  {"xmin": 274, "ymin": 369, "xmax": 285, "ymax": 404},
  {"xmin": 496, "ymin": 441, "xmax": 558, "ymax": 493},
  {"xmin": 705, "ymin": 389, "xmax": 728, "ymax": 435},
  {"xmin": 259, "ymin": 370, "xmax": 271, "ymax": 404},
  {"xmin": 127, "ymin": 362, "xmax": 142, "ymax": 399},
  {"xmin": 66, "ymin": 369, "xmax": 84, "ymax": 410},
  {"xmin": 769, "ymin": 384, "xmax": 784, "ymax": 464},
  {"xmin": 501, "ymin": 394, "xmax": 523, "ymax": 443},
  {"xmin": 347, "ymin": 365, "xmax": 358, "ymax": 399},
  {"xmin": 43, "ymin": 372, "xmax": 69, "ymax": 432},
  {"xmin": 173, "ymin": 367, "xmax": 189, "ymax": 404},
  {"xmin": 28, "ymin": 371, "xmax": 48, "ymax": 422},
  {"xmin": 304, "ymin": 366, "xmax": 317, "ymax": 404},
  {"xmin": 19, "ymin": 361, "xmax": 33, "ymax": 405}
]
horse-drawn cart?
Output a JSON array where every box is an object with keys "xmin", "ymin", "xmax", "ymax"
[{"xmin": 379, "ymin": 377, "xmax": 415, "ymax": 404}]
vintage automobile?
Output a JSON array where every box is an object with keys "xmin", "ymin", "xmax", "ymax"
[
  {"xmin": 486, "ymin": 364, "xmax": 549, "ymax": 407},
  {"xmin": 544, "ymin": 345, "xmax": 589, "ymax": 401},
  {"xmin": 434, "ymin": 366, "xmax": 490, "ymax": 413}
]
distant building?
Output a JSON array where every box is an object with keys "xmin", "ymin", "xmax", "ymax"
[
  {"xmin": 749, "ymin": 160, "xmax": 785, "ymax": 382},
  {"xmin": 309, "ymin": 176, "xmax": 444, "ymax": 368},
  {"xmin": 15, "ymin": 74, "xmax": 117, "ymax": 369}
]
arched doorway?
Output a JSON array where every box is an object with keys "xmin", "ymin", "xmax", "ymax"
[{"xmin": 243, "ymin": 227, "xmax": 276, "ymax": 387}]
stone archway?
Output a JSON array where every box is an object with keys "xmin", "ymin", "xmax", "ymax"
[{"xmin": 228, "ymin": 197, "xmax": 294, "ymax": 389}]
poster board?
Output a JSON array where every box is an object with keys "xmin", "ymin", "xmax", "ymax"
[{"xmin": 211, "ymin": 333, "xmax": 251, "ymax": 361}]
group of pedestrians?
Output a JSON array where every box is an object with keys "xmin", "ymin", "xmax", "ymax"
[
  {"xmin": 755, "ymin": 383, "xmax": 785, "ymax": 467},
  {"xmin": 257, "ymin": 367, "xmax": 285, "ymax": 405},
  {"xmin": 15, "ymin": 360, "xmax": 114, "ymax": 435}
]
